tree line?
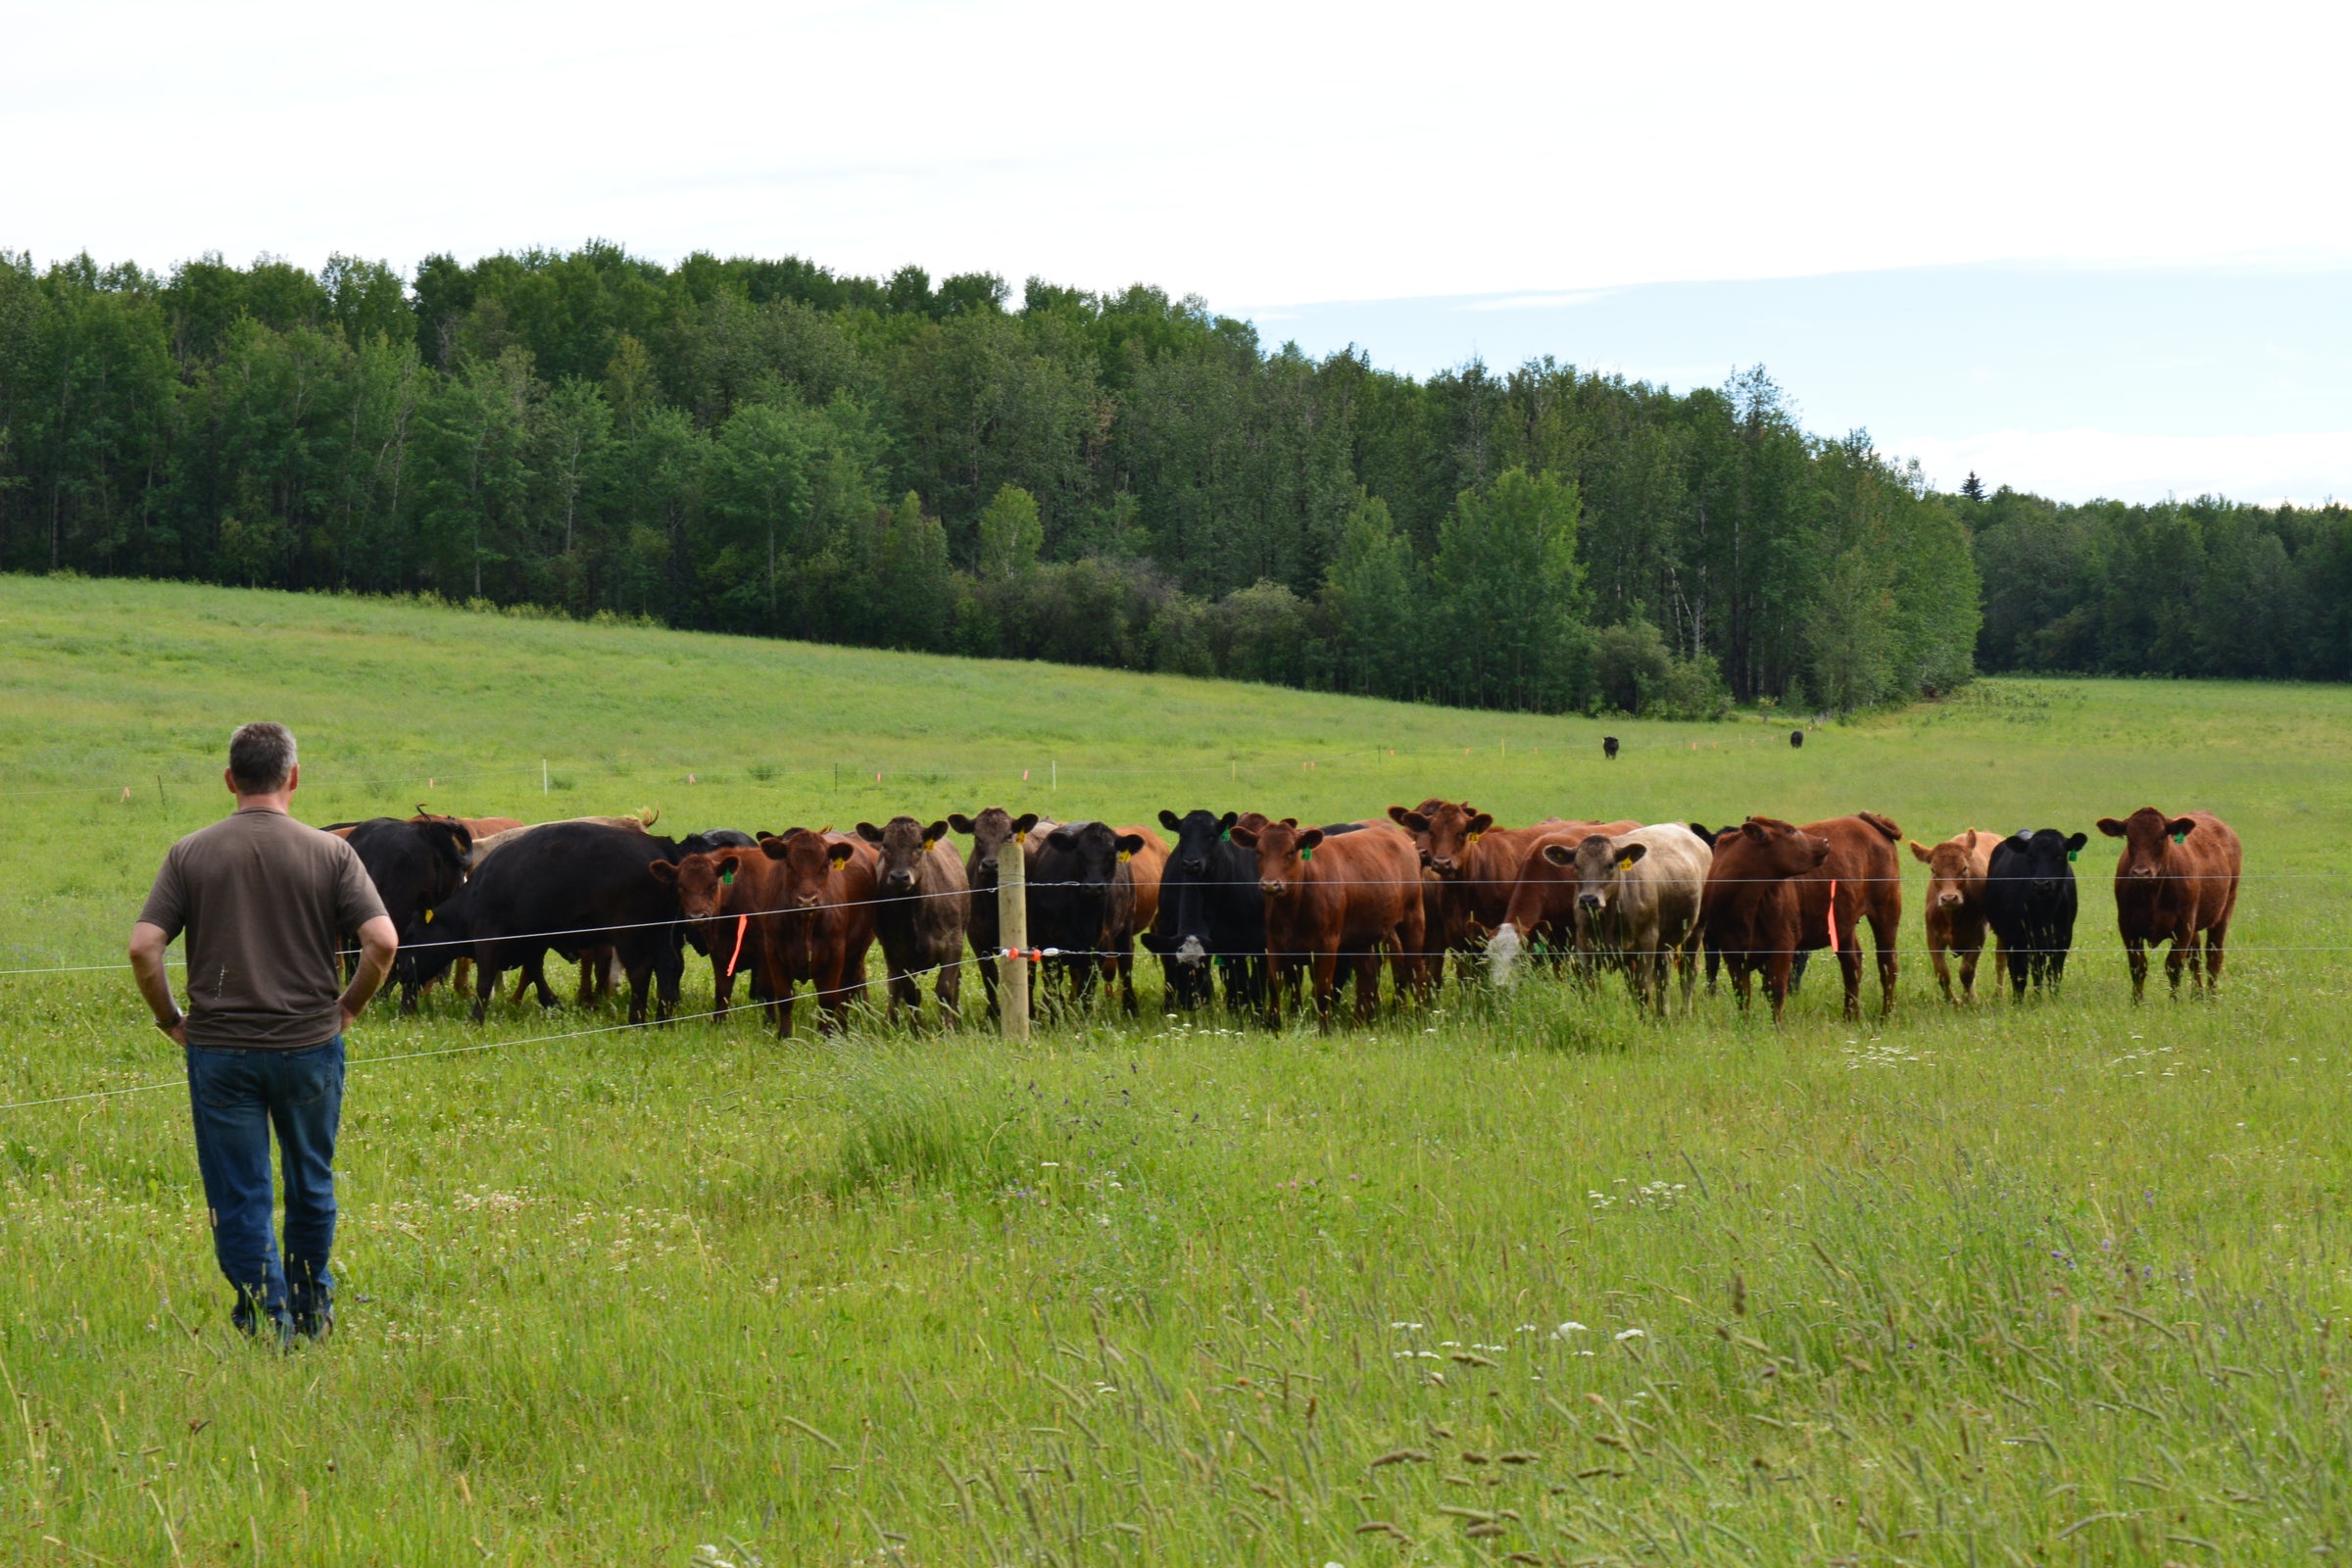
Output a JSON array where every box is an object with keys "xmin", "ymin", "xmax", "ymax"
[{"xmin": 3, "ymin": 244, "xmax": 2339, "ymax": 711}]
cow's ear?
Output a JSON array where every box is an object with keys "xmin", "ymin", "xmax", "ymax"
[
  {"xmin": 1158, "ymin": 808, "xmax": 1183, "ymax": 832},
  {"xmin": 923, "ymin": 820, "xmax": 950, "ymax": 847},
  {"xmin": 856, "ymin": 821, "xmax": 885, "ymax": 844},
  {"xmin": 1386, "ymin": 805, "xmax": 1415, "ymax": 826},
  {"xmin": 1908, "ymin": 840, "xmax": 1933, "ymax": 863},
  {"xmin": 1116, "ymin": 833, "xmax": 1146, "ymax": 858},
  {"xmin": 1280, "ymin": 817, "xmax": 1298, "ymax": 829},
  {"xmin": 948, "ymin": 812, "xmax": 976, "ymax": 834},
  {"xmin": 827, "ymin": 841, "xmax": 856, "ymax": 867},
  {"xmin": 1541, "ymin": 843, "xmax": 1575, "ymax": 866},
  {"xmin": 1617, "ymin": 843, "xmax": 1647, "ymax": 868},
  {"xmin": 1229, "ymin": 826, "xmax": 1258, "ymax": 849},
  {"xmin": 2166, "ymin": 817, "xmax": 2196, "ymax": 842},
  {"xmin": 2065, "ymin": 831, "xmax": 2088, "ymax": 852},
  {"xmin": 1298, "ymin": 828, "xmax": 1325, "ymax": 852},
  {"xmin": 716, "ymin": 853, "xmax": 742, "ymax": 879},
  {"xmin": 1217, "ymin": 810, "xmax": 1238, "ymax": 833},
  {"xmin": 2095, "ymin": 817, "xmax": 2128, "ymax": 838},
  {"xmin": 1740, "ymin": 821, "xmax": 1770, "ymax": 844},
  {"xmin": 1396, "ymin": 811, "xmax": 1431, "ymax": 834},
  {"xmin": 648, "ymin": 859, "xmax": 680, "ymax": 884},
  {"xmin": 1012, "ymin": 812, "xmax": 1039, "ymax": 834},
  {"xmin": 1689, "ymin": 823, "xmax": 1717, "ymax": 845},
  {"xmin": 1468, "ymin": 812, "xmax": 1494, "ymax": 836}
]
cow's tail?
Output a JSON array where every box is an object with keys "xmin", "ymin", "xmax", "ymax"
[
  {"xmin": 1488, "ymin": 922, "xmax": 1524, "ymax": 987},
  {"xmin": 1858, "ymin": 811, "xmax": 1902, "ymax": 842},
  {"xmin": 633, "ymin": 805, "xmax": 662, "ymax": 828}
]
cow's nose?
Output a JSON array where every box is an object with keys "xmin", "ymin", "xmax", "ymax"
[
  {"xmin": 796, "ymin": 894, "xmax": 820, "ymax": 907},
  {"xmin": 1578, "ymin": 894, "xmax": 1601, "ymax": 910},
  {"xmin": 1259, "ymin": 879, "xmax": 1284, "ymax": 897},
  {"xmin": 1431, "ymin": 857, "xmax": 1458, "ymax": 875},
  {"xmin": 2131, "ymin": 864, "xmax": 2154, "ymax": 878},
  {"xmin": 888, "ymin": 872, "xmax": 914, "ymax": 891},
  {"xmin": 1181, "ymin": 858, "xmax": 1205, "ymax": 874},
  {"xmin": 1937, "ymin": 891, "xmax": 1961, "ymax": 906}
]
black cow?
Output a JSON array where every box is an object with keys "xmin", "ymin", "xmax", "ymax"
[
  {"xmin": 1026, "ymin": 820, "xmax": 1145, "ymax": 1013},
  {"xmin": 1603, "ymin": 736, "xmax": 1620, "ymax": 760},
  {"xmin": 1688, "ymin": 824, "xmax": 1809, "ymax": 997},
  {"xmin": 410, "ymin": 822, "xmax": 686, "ymax": 1025},
  {"xmin": 1983, "ymin": 828, "xmax": 2085, "ymax": 999},
  {"xmin": 1140, "ymin": 808, "xmax": 1267, "ymax": 1012},
  {"xmin": 341, "ymin": 816, "xmax": 472, "ymax": 1011},
  {"xmin": 1789, "ymin": 729, "xmax": 1805, "ymax": 750}
]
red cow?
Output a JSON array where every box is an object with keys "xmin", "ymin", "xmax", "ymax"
[
  {"xmin": 1909, "ymin": 829, "xmax": 1993, "ymax": 1004},
  {"xmin": 649, "ymin": 849, "xmax": 782, "ymax": 1022},
  {"xmin": 1388, "ymin": 800, "xmax": 1569, "ymax": 988},
  {"xmin": 1229, "ymin": 818, "xmax": 1425, "ymax": 1028},
  {"xmin": 1699, "ymin": 812, "xmax": 1903, "ymax": 1021},
  {"xmin": 1484, "ymin": 820, "xmax": 1642, "ymax": 978},
  {"xmin": 2094, "ymin": 807, "xmax": 2242, "ymax": 1001},
  {"xmin": 755, "ymin": 829, "xmax": 879, "ymax": 1036},
  {"xmin": 1101, "ymin": 825, "xmax": 1170, "ymax": 1014}
]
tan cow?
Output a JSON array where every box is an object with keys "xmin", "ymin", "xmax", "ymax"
[{"xmin": 1909, "ymin": 829, "xmax": 1993, "ymax": 1003}]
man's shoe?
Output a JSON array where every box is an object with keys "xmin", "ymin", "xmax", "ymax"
[{"xmin": 292, "ymin": 1308, "xmax": 334, "ymax": 1344}]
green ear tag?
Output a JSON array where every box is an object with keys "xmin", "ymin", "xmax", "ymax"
[
  {"xmin": 2065, "ymin": 851, "xmax": 2077, "ymax": 862},
  {"xmin": 721, "ymin": 872, "xmax": 735, "ymax": 885},
  {"xmin": 2172, "ymin": 831, "xmax": 2187, "ymax": 845},
  {"xmin": 1299, "ymin": 847, "xmax": 1313, "ymax": 862},
  {"xmin": 1219, "ymin": 828, "xmax": 1230, "ymax": 842}
]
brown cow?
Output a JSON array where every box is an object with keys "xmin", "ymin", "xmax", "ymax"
[
  {"xmin": 1229, "ymin": 818, "xmax": 1424, "ymax": 1028},
  {"xmin": 1387, "ymin": 801, "xmax": 1569, "ymax": 988},
  {"xmin": 755, "ymin": 829, "xmax": 879, "ymax": 1036},
  {"xmin": 1101, "ymin": 825, "xmax": 1170, "ymax": 1015},
  {"xmin": 649, "ymin": 849, "xmax": 780, "ymax": 1022},
  {"xmin": 1699, "ymin": 813, "xmax": 1903, "ymax": 1021},
  {"xmin": 856, "ymin": 817, "xmax": 970, "ymax": 1026},
  {"xmin": 1910, "ymin": 829, "xmax": 1993, "ymax": 1004},
  {"xmin": 1484, "ymin": 820, "xmax": 1642, "ymax": 978},
  {"xmin": 947, "ymin": 808, "xmax": 1042, "ymax": 1021},
  {"xmin": 2094, "ymin": 808, "xmax": 2241, "ymax": 1001}
]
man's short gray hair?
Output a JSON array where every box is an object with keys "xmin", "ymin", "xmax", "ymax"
[{"xmin": 227, "ymin": 722, "xmax": 298, "ymax": 793}]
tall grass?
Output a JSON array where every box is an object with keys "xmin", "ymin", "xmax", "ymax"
[{"xmin": 1, "ymin": 576, "xmax": 2347, "ymax": 1564}]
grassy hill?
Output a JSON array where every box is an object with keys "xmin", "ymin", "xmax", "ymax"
[{"xmin": 2, "ymin": 575, "xmax": 2349, "ymax": 1565}]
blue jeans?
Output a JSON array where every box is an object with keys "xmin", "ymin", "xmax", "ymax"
[{"xmin": 184, "ymin": 1037, "xmax": 343, "ymax": 1335}]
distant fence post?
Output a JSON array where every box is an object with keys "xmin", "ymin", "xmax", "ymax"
[{"xmin": 999, "ymin": 833, "xmax": 1029, "ymax": 1042}]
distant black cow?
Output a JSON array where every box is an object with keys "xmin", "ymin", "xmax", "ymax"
[
  {"xmin": 411, "ymin": 822, "xmax": 685, "ymax": 1025},
  {"xmin": 1983, "ymin": 828, "xmax": 2085, "ymax": 999},
  {"xmin": 1688, "ymin": 823, "xmax": 1809, "ymax": 997},
  {"xmin": 1603, "ymin": 736, "xmax": 1620, "ymax": 760},
  {"xmin": 340, "ymin": 816, "xmax": 472, "ymax": 1010},
  {"xmin": 1026, "ymin": 820, "xmax": 1145, "ymax": 1012},
  {"xmin": 1789, "ymin": 729, "xmax": 1805, "ymax": 750},
  {"xmin": 1140, "ymin": 808, "xmax": 1267, "ymax": 1012}
]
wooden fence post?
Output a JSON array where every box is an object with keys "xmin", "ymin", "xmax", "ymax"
[{"xmin": 999, "ymin": 832, "xmax": 1029, "ymax": 1041}]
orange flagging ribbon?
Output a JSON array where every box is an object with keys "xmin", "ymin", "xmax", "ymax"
[
  {"xmin": 1827, "ymin": 879, "xmax": 1838, "ymax": 952},
  {"xmin": 726, "ymin": 913, "xmax": 749, "ymax": 977}
]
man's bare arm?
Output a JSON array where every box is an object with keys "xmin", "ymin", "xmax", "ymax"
[
  {"xmin": 128, "ymin": 921, "xmax": 186, "ymax": 1046},
  {"xmin": 339, "ymin": 914, "xmax": 400, "ymax": 1030}
]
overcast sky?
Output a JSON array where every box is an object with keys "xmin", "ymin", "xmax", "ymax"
[{"xmin": 7, "ymin": 0, "xmax": 2346, "ymax": 502}]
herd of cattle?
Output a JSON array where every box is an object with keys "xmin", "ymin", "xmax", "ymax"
[{"xmin": 326, "ymin": 800, "xmax": 2245, "ymax": 1032}]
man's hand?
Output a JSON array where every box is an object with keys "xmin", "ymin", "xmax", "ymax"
[
  {"xmin": 338, "ymin": 914, "xmax": 400, "ymax": 1033},
  {"xmin": 162, "ymin": 1017, "xmax": 189, "ymax": 1047},
  {"xmin": 127, "ymin": 921, "xmax": 185, "ymax": 1044}
]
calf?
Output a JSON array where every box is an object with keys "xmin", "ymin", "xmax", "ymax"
[
  {"xmin": 1909, "ymin": 829, "xmax": 1993, "ymax": 1003},
  {"xmin": 755, "ymin": 828, "xmax": 879, "ymax": 1035},
  {"xmin": 948, "ymin": 808, "xmax": 1040, "ymax": 1020},
  {"xmin": 1699, "ymin": 812, "xmax": 1903, "ymax": 1021},
  {"xmin": 1229, "ymin": 819, "xmax": 1424, "ymax": 1029},
  {"xmin": 1983, "ymin": 828, "xmax": 2085, "ymax": 1000},
  {"xmin": 1141, "ymin": 808, "xmax": 1266, "ymax": 1012},
  {"xmin": 408, "ymin": 822, "xmax": 685, "ymax": 1025},
  {"xmin": 1546, "ymin": 824, "xmax": 1710, "ymax": 1013},
  {"xmin": 1025, "ymin": 821, "xmax": 1144, "ymax": 1013},
  {"xmin": 1484, "ymin": 819, "xmax": 1642, "ymax": 980},
  {"xmin": 342, "ymin": 815, "xmax": 473, "ymax": 1010},
  {"xmin": 1689, "ymin": 824, "xmax": 1810, "ymax": 997},
  {"xmin": 648, "ymin": 845, "xmax": 778, "ymax": 1020},
  {"xmin": 2095, "ymin": 808, "xmax": 2241, "ymax": 1001},
  {"xmin": 856, "ymin": 817, "xmax": 969, "ymax": 1026}
]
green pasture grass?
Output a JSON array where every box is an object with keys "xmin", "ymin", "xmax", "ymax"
[{"xmin": 2, "ymin": 574, "xmax": 2350, "ymax": 1565}]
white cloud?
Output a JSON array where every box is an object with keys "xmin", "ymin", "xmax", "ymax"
[{"xmin": 1888, "ymin": 429, "xmax": 2351, "ymax": 508}]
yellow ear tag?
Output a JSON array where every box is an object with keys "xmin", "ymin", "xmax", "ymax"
[
  {"xmin": 1617, "ymin": 856, "xmax": 1635, "ymax": 872},
  {"xmin": 1466, "ymin": 831, "xmax": 1483, "ymax": 846},
  {"xmin": 921, "ymin": 838, "xmax": 936, "ymax": 853},
  {"xmin": 423, "ymin": 908, "xmax": 433, "ymax": 922},
  {"xmin": 1117, "ymin": 849, "xmax": 1132, "ymax": 862},
  {"xmin": 1014, "ymin": 830, "xmax": 1026, "ymax": 844}
]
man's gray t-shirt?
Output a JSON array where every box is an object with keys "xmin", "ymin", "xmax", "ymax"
[{"xmin": 138, "ymin": 808, "xmax": 387, "ymax": 1050}]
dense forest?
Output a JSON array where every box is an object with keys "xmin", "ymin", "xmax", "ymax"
[{"xmin": 3, "ymin": 245, "xmax": 2345, "ymax": 713}]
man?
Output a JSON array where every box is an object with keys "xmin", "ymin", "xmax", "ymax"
[{"xmin": 127, "ymin": 723, "xmax": 397, "ymax": 1344}]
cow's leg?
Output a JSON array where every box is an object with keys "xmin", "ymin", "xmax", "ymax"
[
  {"xmin": 1870, "ymin": 913, "xmax": 1898, "ymax": 1016},
  {"xmin": 2204, "ymin": 919, "xmax": 2227, "ymax": 992},
  {"xmin": 624, "ymin": 959, "xmax": 652, "ymax": 1026},
  {"xmin": 976, "ymin": 948, "xmax": 1001, "ymax": 1021},
  {"xmin": 1117, "ymin": 943, "xmax": 1140, "ymax": 1017},
  {"xmin": 1310, "ymin": 950, "xmax": 1340, "ymax": 1031},
  {"xmin": 887, "ymin": 964, "xmax": 920, "ymax": 1027},
  {"xmin": 1261, "ymin": 952, "xmax": 1284, "ymax": 1030},
  {"xmin": 1702, "ymin": 943, "xmax": 1721, "ymax": 996},
  {"xmin": 711, "ymin": 959, "xmax": 734, "ymax": 1022},
  {"xmin": 2124, "ymin": 935, "xmax": 2148, "ymax": 1003},
  {"xmin": 472, "ymin": 956, "xmax": 497, "ymax": 1024},
  {"xmin": 1929, "ymin": 939, "xmax": 1954, "ymax": 1004},
  {"xmin": 2165, "ymin": 931, "xmax": 2191, "ymax": 999},
  {"xmin": 1956, "ymin": 935, "xmax": 1982, "ymax": 1002},
  {"xmin": 1836, "ymin": 941, "xmax": 1863, "ymax": 1022},
  {"xmin": 655, "ymin": 942, "xmax": 681, "ymax": 1024}
]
